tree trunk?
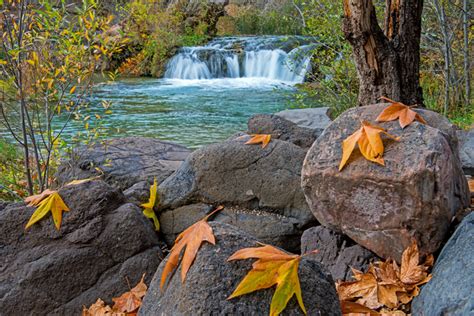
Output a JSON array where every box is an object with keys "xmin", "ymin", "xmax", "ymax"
[
  {"xmin": 462, "ymin": 0, "xmax": 471, "ymax": 106},
  {"xmin": 342, "ymin": 0, "xmax": 424, "ymax": 106}
]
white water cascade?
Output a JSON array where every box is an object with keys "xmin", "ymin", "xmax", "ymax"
[{"xmin": 164, "ymin": 36, "xmax": 316, "ymax": 83}]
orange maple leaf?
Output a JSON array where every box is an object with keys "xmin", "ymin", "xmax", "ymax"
[
  {"xmin": 339, "ymin": 120, "xmax": 399, "ymax": 171},
  {"xmin": 376, "ymin": 96, "xmax": 427, "ymax": 128},
  {"xmin": 245, "ymin": 134, "xmax": 272, "ymax": 148},
  {"xmin": 160, "ymin": 206, "xmax": 224, "ymax": 290},
  {"xmin": 228, "ymin": 245, "xmax": 306, "ymax": 316},
  {"xmin": 112, "ymin": 274, "xmax": 147, "ymax": 313}
]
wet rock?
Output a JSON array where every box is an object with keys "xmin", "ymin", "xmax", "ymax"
[
  {"xmin": 248, "ymin": 114, "xmax": 320, "ymax": 149},
  {"xmin": 158, "ymin": 134, "xmax": 316, "ymax": 251},
  {"xmin": 412, "ymin": 212, "xmax": 474, "ymax": 315},
  {"xmin": 457, "ymin": 129, "xmax": 474, "ymax": 175},
  {"xmin": 301, "ymin": 226, "xmax": 378, "ymax": 281},
  {"xmin": 160, "ymin": 203, "xmax": 303, "ymax": 250},
  {"xmin": 0, "ymin": 180, "xmax": 162, "ymax": 315},
  {"xmin": 56, "ymin": 137, "xmax": 190, "ymax": 191},
  {"xmin": 301, "ymin": 104, "xmax": 470, "ymax": 261},
  {"xmin": 139, "ymin": 222, "xmax": 341, "ymax": 316},
  {"xmin": 275, "ymin": 107, "xmax": 332, "ymax": 131}
]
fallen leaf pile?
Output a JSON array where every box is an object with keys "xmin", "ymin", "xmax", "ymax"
[
  {"xmin": 339, "ymin": 120, "xmax": 399, "ymax": 170},
  {"xmin": 337, "ymin": 240, "xmax": 433, "ymax": 315},
  {"xmin": 245, "ymin": 134, "xmax": 272, "ymax": 148},
  {"xmin": 160, "ymin": 206, "xmax": 224, "ymax": 290},
  {"xmin": 227, "ymin": 244, "xmax": 308, "ymax": 316},
  {"xmin": 82, "ymin": 274, "xmax": 147, "ymax": 316},
  {"xmin": 377, "ymin": 96, "xmax": 427, "ymax": 128},
  {"xmin": 141, "ymin": 178, "xmax": 160, "ymax": 231}
]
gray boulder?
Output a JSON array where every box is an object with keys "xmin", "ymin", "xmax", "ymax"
[
  {"xmin": 247, "ymin": 114, "xmax": 320, "ymax": 149},
  {"xmin": 457, "ymin": 129, "xmax": 474, "ymax": 175},
  {"xmin": 56, "ymin": 137, "xmax": 190, "ymax": 190},
  {"xmin": 0, "ymin": 181, "xmax": 162, "ymax": 315},
  {"xmin": 139, "ymin": 222, "xmax": 341, "ymax": 316},
  {"xmin": 160, "ymin": 203, "xmax": 303, "ymax": 250},
  {"xmin": 301, "ymin": 104, "xmax": 470, "ymax": 261},
  {"xmin": 158, "ymin": 134, "xmax": 316, "ymax": 251},
  {"xmin": 275, "ymin": 107, "xmax": 332, "ymax": 131},
  {"xmin": 412, "ymin": 212, "xmax": 474, "ymax": 315},
  {"xmin": 301, "ymin": 226, "xmax": 378, "ymax": 281}
]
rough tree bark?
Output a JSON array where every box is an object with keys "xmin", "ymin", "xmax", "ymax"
[{"xmin": 342, "ymin": 0, "xmax": 424, "ymax": 106}]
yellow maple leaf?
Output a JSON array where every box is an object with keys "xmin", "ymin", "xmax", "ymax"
[
  {"xmin": 245, "ymin": 134, "xmax": 272, "ymax": 148},
  {"xmin": 25, "ymin": 191, "xmax": 70, "ymax": 230},
  {"xmin": 339, "ymin": 120, "xmax": 399, "ymax": 171},
  {"xmin": 160, "ymin": 206, "xmax": 223, "ymax": 290},
  {"xmin": 228, "ymin": 245, "xmax": 306, "ymax": 316},
  {"xmin": 141, "ymin": 178, "xmax": 160, "ymax": 231}
]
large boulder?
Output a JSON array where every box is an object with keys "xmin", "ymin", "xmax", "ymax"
[
  {"xmin": 247, "ymin": 114, "xmax": 320, "ymax": 149},
  {"xmin": 301, "ymin": 104, "xmax": 470, "ymax": 261},
  {"xmin": 0, "ymin": 181, "xmax": 162, "ymax": 315},
  {"xmin": 457, "ymin": 129, "xmax": 474, "ymax": 175},
  {"xmin": 275, "ymin": 107, "xmax": 332, "ymax": 131},
  {"xmin": 158, "ymin": 134, "xmax": 316, "ymax": 251},
  {"xmin": 56, "ymin": 137, "xmax": 190, "ymax": 190},
  {"xmin": 412, "ymin": 212, "xmax": 474, "ymax": 315},
  {"xmin": 139, "ymin": 222, "xmax": 342, "ymax": 315},
  {"xmin": 160, "ymin": 203, "xmax": 303, "ymax": 250},
  {"xmin": 301, "ymin": 226, "xmax": 378, "ymax": 281}
]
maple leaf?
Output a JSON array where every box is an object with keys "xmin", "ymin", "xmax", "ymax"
[
  {"xmin": 25, "ymin": 191, "xmax": 70, "ymax": 230},
  {"xmin": 399, "ymin": 240, "xmax": 432, "ymax": 285},
  {"xmin": 160, "ymin": 205, "xmax": 224, "ymax": 290},
  {"xmin": 376, "ymin": 96, "xmax": 427, "ymax": 128},
  {"xmin": 227, "ymin": 244, "xmax": 306, "ymax": 316},
  {"xmin": 245, "ymin": 134, "xmax": 272, "ymax": 148},
  {"xmin": 339, "ymin": 120, "xmax": 399, "ymax": 171},
  {"xmin": 112, "ymin": 274, "xmax": 147, "ymax": 313},
  {"xmin": 141, "ymin": 178, "xmax": 160, "ymax": 231}
]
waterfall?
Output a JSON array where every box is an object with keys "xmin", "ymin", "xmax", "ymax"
[{"xmin": 164, "ymin": 36, "xmax": 315, "ymax": 83}]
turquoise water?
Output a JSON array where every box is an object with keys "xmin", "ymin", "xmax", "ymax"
[{"xmin": 76, "ymin": 77, "xmax": 296, "ymax": 148}]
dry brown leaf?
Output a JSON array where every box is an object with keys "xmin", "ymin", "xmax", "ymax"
[
  {"xmin": 82, "ymin": 299, "xmax": 113, "ymax": 316},
  {"xmin": 376, "ymin": 96, "xmax": 426, "ymax": 128},
  {"xmin": 24, "ymin": 189, "xmax": 56, "ymax": 206},
  {"xmin": 341, "ymin": 300, "xmax": 380, "ymax": 315},
  {"xmin": 83, "ymin": 275, "xmax": 147, "ymax": 316},
  {"xmin": 245, "ymin": 134, "xmax": 272, "ymax": 148},
  {"xmin": 112, "ymin": 274, "xmax": 147, "ymax": 313},
  {"xmin": 339, "ymin": 120, "xmax": 399, "ymax": 171},
  {"xmin": 400, "ymin": 240, "xmax": 430, "ymax": 284},
  {"xmin": 160, "ymin": 206, "xmax": 223, "ymax": 290}
]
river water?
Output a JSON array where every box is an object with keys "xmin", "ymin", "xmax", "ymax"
[{"xmin": 62, "ymin": 36, "xmax": 315, "ymax": 148}]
